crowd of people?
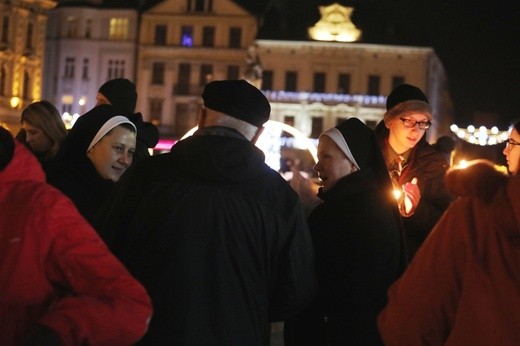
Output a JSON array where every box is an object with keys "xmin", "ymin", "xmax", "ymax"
[{"xmin": 1, "ymin": 78, "xmax": 519, "ymax": 345}]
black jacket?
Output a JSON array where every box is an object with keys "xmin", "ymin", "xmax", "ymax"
[
  {"xmin": 95, "ymin": 127, "xmax": 318, "ymax": 346},
  {"xmin": 307, "ymin": 170, "xmax": 405, "ymax": 345},
  {"xmin": 375, "ymin": 121, "xmax": 453, "ymax": 259}
]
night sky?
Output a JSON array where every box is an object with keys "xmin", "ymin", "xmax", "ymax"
[{"xmin": 141, "ymin": 0, "xmax": 520, "ymax": 127}]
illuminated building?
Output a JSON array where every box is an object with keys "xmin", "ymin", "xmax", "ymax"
[
  {"xmin": 136, "ymin": 0, "xmax": 258, "ymax": 137},
  {"xmin": 34, "ymin": 1, "xmax": 453, "ymax": 146},
  {"xmin": 0, "ymin": 0, "xmax": 57, "ymax": 132},
  {"xmin": 42, "ymin": 0, "xmax": 138, "ymax": 124}
]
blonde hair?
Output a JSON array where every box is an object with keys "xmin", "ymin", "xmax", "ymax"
[{"xmin": 21, "ymin": 100, "xmax": 67, "ymax": 160}]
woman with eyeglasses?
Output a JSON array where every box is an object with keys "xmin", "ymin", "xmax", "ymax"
[
  {"xmin": 503, "ymin": 120, "xmax": 520, "ymax": 175},
  {"xmin": 375, "ymin": 84, "xmax": 453, "ymax": 260}
]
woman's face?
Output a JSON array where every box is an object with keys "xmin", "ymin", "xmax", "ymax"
[
  {"xmin": 387, "ymin": 111, "xmax": 429, "ymax": 154},
  {"xmin": 22, "ymin": 121, "xmax": 53, "ymax": 155},
  {"xmin": 87, "ymin": 125, "xmax": 136, "ymax": 182},
  {"xmin": 314, "ymin": 135, "xmax": 357, "ymax": 192},
  {"xmin": 503, "ymin": 127, "xmax": 520, "ymax": 175}
]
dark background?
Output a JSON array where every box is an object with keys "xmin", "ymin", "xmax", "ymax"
[{"xmin": 137, "ymin": 0, "xmax": 520, "ymax": 128}]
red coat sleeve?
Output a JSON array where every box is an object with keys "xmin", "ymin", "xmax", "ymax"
[
  {"xmin": 37, "ymin": 190, "xmax": 152, "ymax": 346},
  {"xmin": 377, "ymin": 199, "xmax": 468, "ymax": 345}
]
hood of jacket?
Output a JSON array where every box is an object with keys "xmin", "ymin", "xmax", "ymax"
[
  {"xmin": 0, "ymin": 139, "xmax": 45, "ymax": 184},
  {"xmin": 170, "ymin": 127, "xmax": 270, "ymax": 184}
]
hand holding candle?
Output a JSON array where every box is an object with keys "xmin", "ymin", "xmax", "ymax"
[{"xmin": 402, "ymin": 177, "xmax": 420, "ymax": 216}]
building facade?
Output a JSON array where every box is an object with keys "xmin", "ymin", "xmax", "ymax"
[
  {"xmin": 256, "ymin": 39, "xmax": 452, "ymax": 141},
  {"xmin": 136, "ymin": 0, "xmax": 258, "ymax": 137},
  {"xmin": 0, "ymin": 0, "xmax": 57, "ymax": 132},
  {"xmin": 28, "ymin": 1, "xmax": 451, "ymax": 144},
  {"xmin": 43, "ymin": 0, "xmax": 138, "ymax": 126}
]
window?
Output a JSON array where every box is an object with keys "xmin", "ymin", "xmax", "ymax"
[
  {"xmin": 175, "ymin": 103, "xmax": 197, "ymax": 134},
  {"xmin": 229, "ymin": 27, "xmax": 241, "ymax": 48},
  {"xmin": 82, "ymin": 58, "xmax": 89, "ymax": 79},
  {"xmin": 66, "ymin": 16, "xmax": 78, "ymax": 38},
  {"xmin": 25, "ymin": 23, "xmax": 33, "ymax": 50},
  {"xmin": 367, "ymin": 75, "xmax": 380, "ymax": 95},
  {"xmin": 285, "ymin": 71, "xmax": 297, "ymax": 91},
  {"xmin": 152, "ymin": 62, "xmax": 165, "ymax": 85},
  {"xmin": 0, "ymin": 66, "xmax": 5, "ymax": 96},
  {"xmin": 22, "ymin": 71, "xmax": 30, "ymax": 100},
  {"xmin": 108, "ymin": 60, "xmax": 125, "ymax": 79},
  {"xmin": 199, "ymin": 64, "xmax": 213, "ymax": 86},
  {"xmin": 1, "ymin": 16, "xmax": 9, "ymax": 44},
  {"xmin": 313, "ymin": 72, "xmax": 326, "ymax": 93},
  {"xmin": 149, "ymin": 98, "xmax": 163, "ymax": 125},
  {"xmin": 310, "ymin": 117, "xmax": 323, "ymax": 139},
  {"xmin": 202, "ymin": 26, "xmax": 215, "ymax": 47},
  {"xmin": 188, "ymin": 0, "xmax": 212, "ymax": 12},
  {"xmin": 85, "ymin": 19, "xmax": 92, "ymax": 38},
  {"xmin": 64, "ymin": 57, "xmax": 75, "ymax": 78},
  {"xmin": 227, "ymin": 65, "xmax": 239, "ymax": 80},
  {"xmin": 337, "ymin": 73, "xmax": 351, "ymax": 93},
  {"xmin": 284, "ymin": 116, "xmax": 295, "ymax": 127},
  {"xmin": 176, "ymin": 63, "xmax": 191, "ymax": 94},
  {"xmin": 262, "ymin": 70, "xmax": 273, "ymax": 90},
  {"xmin": 392, "ymin": 76, "xmax": 405, "ymax": 89},
  {"xmin": 109, "ymin": 18, "xmax": 129, "ymax": 40},
  {"xmin": 180, "ymin": 26, "xmax": 193, "ymax": 47},
  {"xmin": 154, "ymin": 25, "xmax": 167, "ymax": 45}
]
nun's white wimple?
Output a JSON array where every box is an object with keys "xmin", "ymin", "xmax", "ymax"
[
  {"xmin": 87, "ymin": 116, "xmax": 136, "ymax": 152},
  {"xmin": 321, "ymin": 128, "xmax": 361, "ymax": 170}
]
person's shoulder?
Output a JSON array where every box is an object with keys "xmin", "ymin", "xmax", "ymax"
[{"xmin": 445, "ymin": 159, "xmax": 507, "ymax": 201}]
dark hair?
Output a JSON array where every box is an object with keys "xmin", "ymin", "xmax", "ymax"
[
  {"xmin": 511, "ymin": 119, "xmax": 520, "ymax": 133},
  {"xmin": 0, "ymin": 126, "xmax": 15, "ymax": 171}
]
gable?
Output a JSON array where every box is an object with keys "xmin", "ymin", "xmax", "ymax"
[{"xmin": 147, "ymin": 0, "xmax": 251, "ymax": 16}]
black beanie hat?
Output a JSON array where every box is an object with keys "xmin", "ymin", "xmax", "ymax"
[
  {"xmin": 386, "ymin": 84, "xmax": 429, "ymax": 111},
  {"xmin": 0, "ymin": 126, "xmax": 15, "ymax": 171},
  {"xmin": 98, "ymin": 78, "xmax": 137, "ymax": 115},
  {"xmin": 202, "ymin": 79, "xmax": 270, "ymax": 127}
]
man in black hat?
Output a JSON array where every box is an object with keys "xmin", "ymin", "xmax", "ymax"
[
  {"xmin": 375, "ymin": 84, "xmax": 453, "ymax": 260},
  {"xmin": 94, "ymin": 80, "xmax": 318, "ymax": 345}
]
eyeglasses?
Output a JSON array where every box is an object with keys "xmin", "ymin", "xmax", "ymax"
[
  {"xmin": 399, "ymin": 117, "xmax": 431, "ymax": 130},
  {"xmin": 506, "ymin": 138, "xmax": 520, "ymax": 148}
]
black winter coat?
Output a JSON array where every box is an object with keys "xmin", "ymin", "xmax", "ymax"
[
  {"xmin": 308, "ymin": 170, "xmax": 405, "ymax": 345},
  {"xmin": 95, "ymin": 127, "xmax": 318, "ymax": 346},
  {"xmin": 375, "ymin": 121, "xmax": 453, "ymax": 259}
]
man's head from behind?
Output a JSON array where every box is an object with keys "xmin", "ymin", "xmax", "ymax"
[
  {"xmin": 200, "ymin": 80, "xmax": 271, "ymax": 142},
  {"xmin": 97, "ymin": 78, "xmax": 137, "ymax": 115}
]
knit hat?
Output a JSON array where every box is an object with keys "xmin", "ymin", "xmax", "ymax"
[
  {"xmin": 0, "ymin": 126, "xmax": 15, "ymax": 171},
  {"xmin": 98, "ymin": 78, "xmax": 137, "ymax": 115},
  {"xmin": 201, "ymin": 79, "xmax": 270, "ymax": 127},
  {"xmin": 386, "ymin": 84, "xmax": 429, "ymax": 110},
  {"xmin": 385, "ymin": 84, "xmax": 433, "ymax": 122}
]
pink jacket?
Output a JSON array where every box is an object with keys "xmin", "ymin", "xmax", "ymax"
[
  {"xmin": 0, "ymin": 140, "xmax": 152, "ymax": 345},
  {"xmin": 378, "ymin": 161, "xmax": 520, "ymax": 345}
]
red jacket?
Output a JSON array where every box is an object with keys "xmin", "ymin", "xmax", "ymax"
[
  {"xmin": 0, "ymin": 140, "xmax": 152, "ymax": 345},
  {"xmin": 378, "ymin": 161, "xmax": 520, "ymax": 345}
]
